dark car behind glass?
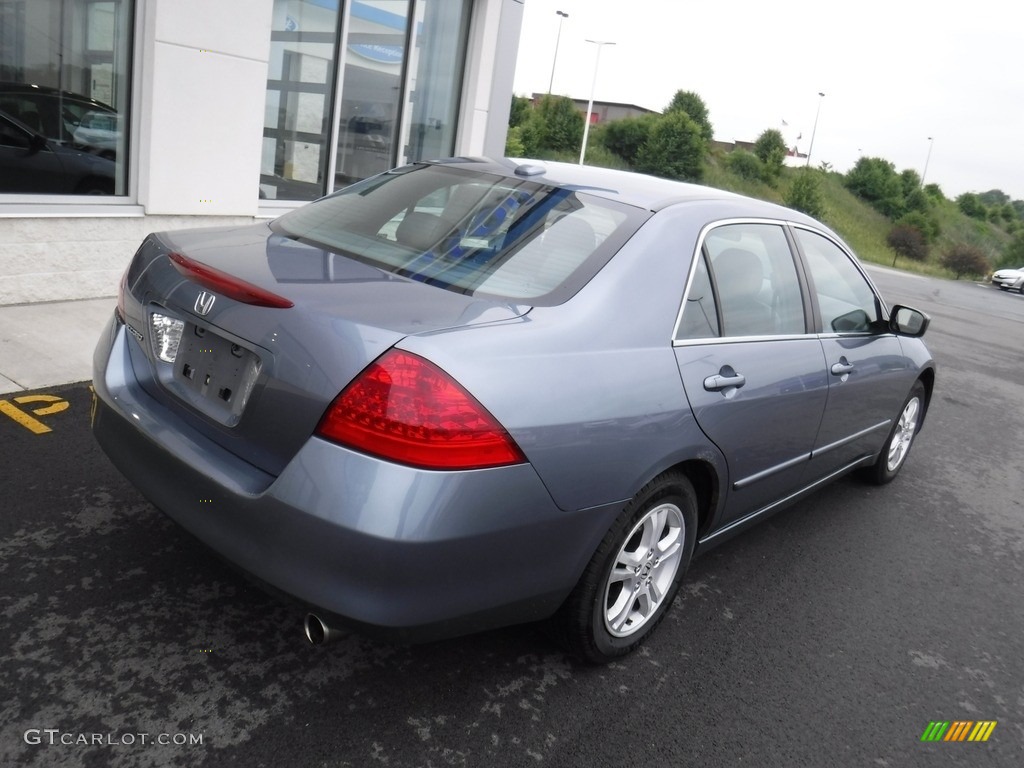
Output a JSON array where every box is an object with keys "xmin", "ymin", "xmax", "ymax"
[{"xmin": 0, "ymin": 109, "xmax": 115, "ymax": 194}]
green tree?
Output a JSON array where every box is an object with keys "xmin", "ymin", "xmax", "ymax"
[
  {"xmin": 634, "ymin": 111, "xmax": 706, "ymax": 182},
  {"xmin": 518, "ymin": 94, "xmax": 583, "ymax": 156},
  {"xmin": 600, "ymin": 113, "xmax": 660, "ymax": 166},
  {"xmin": 725, "ymin": 149, "xmax": 764, "ymax": 181},
  {"xmin": 784, "ymin": 168, "xmax": 825, "ymax": 219},
  {"xmin": 509, "ymin": 95, "xmax": 531, "ymax": 128},
  {"xmin": 504, "ymin": 125, "xmax": 526, "ymax": 156},
  {"xmin": 897, "ymin": 210, "xmax": 940, "ymax": 242},
  {"xmin": 923, "ymin": 183, "xmax": 945, "ymax": 201},
  {"xmin": 1003, "ymin": 231, "xmax": 1024, "ymax": 266},
  {"xmin": 753, "ymin": 128, "xmax": 787, "ymax": 184},
  {"xmin": 956, "ymin": 192, "xmax": 988, "ymax": 220},
  {"xmin": 978, "ymin": 189, "xmax": 1010, "ymax": 206},
  {"xmin": 904, "ymin": 186, "xmax": 930, "ymax": 214},
  {"xmin": 899, "ymin": 169, "xmax": 922, "ymax": 197},
  {"xmin": 664, "ymin": 90, "xmax": 713, "ymax": 142},
  {"xmin": 845, "ymin": 157, "xmax": 905, "ymax": 218}
]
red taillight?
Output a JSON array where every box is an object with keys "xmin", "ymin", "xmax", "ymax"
[
  {"xmin": 316, "ymin": 350, "xmax": 525, "ymax": 470},
  {"xmin": 168, "ymin": 252, "xmax": 293, "ymax": 308}
]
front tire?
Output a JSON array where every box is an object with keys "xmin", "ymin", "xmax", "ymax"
[
  {"xmin": 550, "ymin": 472, "xmax": 698, "ymax": 663},
  {"xmin": 861, "ymin": 381, "xmax": 927, "ymax": 485}
]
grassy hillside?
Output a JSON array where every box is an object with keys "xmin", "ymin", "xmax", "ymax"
[
  {"xmin": 703, "ymin": 155, "xmax": 1012, "ymax": 279},
  {"xmin": 527, "ymin": 145, "xmax": 1012, "ymax": 280}
]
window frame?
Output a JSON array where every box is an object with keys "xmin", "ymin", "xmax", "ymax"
[
  {"xmin": 672, "ymin": 218, "xmax": 892, "ymax": 346},
  {"xmin": 672, "ymin": 218, "xmax": 816, "ymax": 345},
  {"xmin": 0, "ymin": 0, "xmax": 137, "ymax": 209},
  {"xmin": 788, "ymin": 222, "xmax": 890, "ymax": 337}
]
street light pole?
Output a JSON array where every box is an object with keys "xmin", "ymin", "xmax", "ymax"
[
  {"xmin": 547, "ymin": 11, "xmax": 569, "ymax": 95},
  {"xmin": 921, "ymin": 136, "xmax": 934, "ymax": 186},
  {"xmin": 579, "ymin": 39, "xmax": 615, "ymax": 165},
  {"xmin": 805, "ymin": 91, "xmax": 825, "ymax": 167}
]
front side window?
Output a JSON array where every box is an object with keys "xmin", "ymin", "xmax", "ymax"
[
  {"xmin": 794, "ymin": 228, "xmax": 881, "ymax": 333},
  {"xmin": 0, "ymin": 0, "xmax": 133, "ymax": 195},
  {"xmin": 271, "ymin": 164, "xmax": 645, "ymax": 303}
]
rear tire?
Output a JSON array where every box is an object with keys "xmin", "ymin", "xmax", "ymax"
[
  {"xmin": 861, "ymin": 381, "xmax": 926, "ymax": 485},
  {"xmin": 549, "ymin": 472, "xmax": 697, "ymax": 663}
]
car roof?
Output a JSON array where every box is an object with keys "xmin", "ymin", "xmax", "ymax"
[
  {"xmin": 429, "ymin": 157, "xmax": 815, "ymax": 223},
  {"xmin": 0, "ymin": 81, "xmax": 114, "ymax": 111}
]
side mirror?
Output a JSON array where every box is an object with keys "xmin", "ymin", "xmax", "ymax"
[
  {"xmin": 27, "ymin": 132, "xmax": 47, "ymax": 155},
  {"xmin": 832, "ymin": 308, "xmax": 871, "ymax": 332},
  {"xmin": 889, "ymin": 305, "xmax": 930, "ymax": 337}
]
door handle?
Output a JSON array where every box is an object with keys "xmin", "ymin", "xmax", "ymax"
[
  {"xmin": 704, "ymin": 372, "xmax": 746, "ymax": 392},
  {"xmin": 830, "ymin": 361, "xmax": 855, "ymax": 376}
]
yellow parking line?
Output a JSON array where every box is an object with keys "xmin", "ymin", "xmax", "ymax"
[
  {"xmin": 0, "ymin": 394, "xmax": 70, "ymax": 434},
  {"xmin": 0, "ymin": 399, "xmax": 52, "ymax": 434}
]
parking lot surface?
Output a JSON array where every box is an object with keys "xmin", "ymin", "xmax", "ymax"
[{"xmin": 1, "ymin": 271, "xmax": 1022, "ymax": 767}]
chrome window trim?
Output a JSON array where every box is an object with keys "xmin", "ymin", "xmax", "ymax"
[
  {"xmin": 672, "ymin": 217, "xmax": 817, "ymax": 343},
  {"xmin": 787, "ymin": 221, "xmax": 891, "ymax": 322},
  {"xmin": 672, "ymin": 333, "xmax": 812, "ymax": 348}
]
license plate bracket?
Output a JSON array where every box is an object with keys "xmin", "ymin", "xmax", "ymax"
[{"xmin": 170, "ymin": 323, "xmax": 261, "ymax": 426}]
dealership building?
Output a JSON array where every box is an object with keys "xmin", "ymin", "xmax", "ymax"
[{"xmin": 0, "ymin": 0, "xmax": 523, "ymax": 305}]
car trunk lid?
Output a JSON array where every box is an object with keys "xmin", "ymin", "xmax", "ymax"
[{"xmin": 120, "ymin": 223, "xmax": 529, "ymax": 476}]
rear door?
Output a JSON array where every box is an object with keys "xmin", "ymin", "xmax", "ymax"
[
  {"xmin": 673, "ymin": 221, "xmax": 828, "ymax": 524},
  {"xmin": 792, "ymin": 227, "xmax": 912, "ymax": 478}
]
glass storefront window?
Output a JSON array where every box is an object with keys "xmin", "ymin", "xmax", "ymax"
[
  {"xmin": 0, "ymin": 0, "xmax": 133, "ymax": 195},
  {"xmin": 402, "ymin": 0, "xmax": 470, "ymax": 168},
  {"xmin": 333, "ymin": 0, "xmax": 409, "ymax": 188},
  {"xmin": 260, "ymin": 0, "xmax": 341, "ymax": 202},
  {"xmin": 259, "ymin": 0, "xmax": 470, "ymax": 203}
]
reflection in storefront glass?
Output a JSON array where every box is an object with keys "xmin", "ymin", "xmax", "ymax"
[
  {"xmin": 0, "ymin": 0, "xmax": 133, "ymax": 196},
  {"xmin": 402, "ymin": 0, "xmax": 470, "ymax": 169},
  {"xmin": 334, "ymin": 0, "xmax": 409, "ymax": 188},
  {"xmin": 260, "ymin": 0, "xmax": 471, "ymax": 202},
  {"xmin": 260, "ymin": 0, "xmax": 342, "ymax": 202}
]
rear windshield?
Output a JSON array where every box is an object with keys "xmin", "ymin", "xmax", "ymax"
[{"xmin": 270, "ymin": 164, "xmax": 647, "ymax": 304}]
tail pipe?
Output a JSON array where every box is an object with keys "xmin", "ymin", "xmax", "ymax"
[{"xmin": 303, "ymin": 613, "xmax": 343, "ymax": 646}]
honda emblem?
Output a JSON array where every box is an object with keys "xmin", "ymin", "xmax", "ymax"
[{"xmin": 194, "ymin": 291, "xmax": 216, "ymax": 316}]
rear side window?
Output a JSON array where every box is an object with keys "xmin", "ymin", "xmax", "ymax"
[
  {"xmin": 676, "ymin": 222, "xmax": 806, "ymax": 340},
  {"xmin": 271, "ymin": 164, "xmax": 646, "ymax": 304},
  {"xmin": 676, "ymin": 252, "xmax": 719, "ymax": 339}
]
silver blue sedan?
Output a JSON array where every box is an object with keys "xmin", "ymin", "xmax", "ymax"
[{"xmin": 92, "ymin": 158, "xmax": 935, "ymax": 662}]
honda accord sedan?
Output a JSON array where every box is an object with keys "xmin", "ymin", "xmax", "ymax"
[{"xmin": 92, "ymin": 158, "xmax": 934, "ymax": 663}]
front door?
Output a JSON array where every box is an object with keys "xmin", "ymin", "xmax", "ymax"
[{"xmin": 792, "ymin": 227, "xmax": 912, "ymax": 477}]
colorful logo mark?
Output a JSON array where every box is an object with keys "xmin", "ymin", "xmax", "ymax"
[{"xmin": 921, "ymin": 721, "xmax": 997, "ymax": 742}]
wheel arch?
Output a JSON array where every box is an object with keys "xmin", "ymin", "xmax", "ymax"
[
  {"xmin": 916, "ymin": 366, "xmax": 936, "ymax": 429},
  {"xmin": 663, "ymin": 458, "xmax": 720, "ymax": 541}
]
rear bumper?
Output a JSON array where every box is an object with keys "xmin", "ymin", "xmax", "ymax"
[{"xmin": 92, "ymin": 316, "xmax": 619, "ymax": 641}]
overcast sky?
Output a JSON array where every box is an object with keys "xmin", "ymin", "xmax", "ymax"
[{"xmin": 512, "ymin": 0, "xmax": 1024, "ymax": 201}]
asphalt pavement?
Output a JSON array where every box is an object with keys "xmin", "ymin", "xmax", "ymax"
[{"xmin": 1, "ymin": 271, "xmax": 1022, "ymax": 767}]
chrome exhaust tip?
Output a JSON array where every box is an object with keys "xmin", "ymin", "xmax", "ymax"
[{"xmin": 304, "ymin": 613, "xmax": 339, "ymax": 646}]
